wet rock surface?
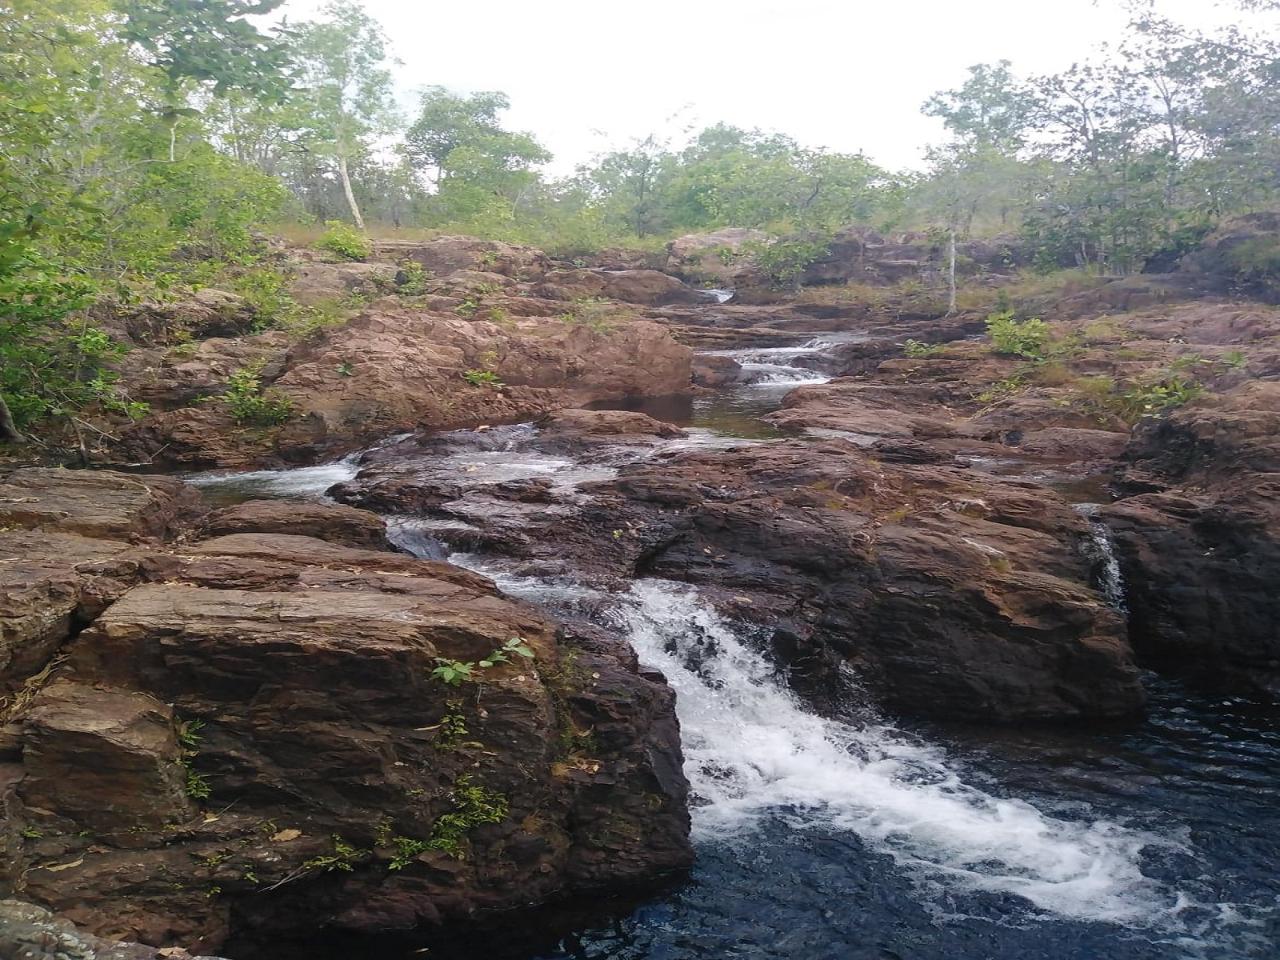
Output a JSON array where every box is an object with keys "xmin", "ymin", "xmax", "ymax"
[{"xmin": 333, "ymin": 424, "xmax": 1144, "ymax": 723}]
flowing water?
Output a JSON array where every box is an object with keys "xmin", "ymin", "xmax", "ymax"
[{"xmin": 191, "ymin": 333, "xmax": 1280, "ymax": 960}]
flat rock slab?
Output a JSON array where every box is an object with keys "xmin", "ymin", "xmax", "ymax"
[{"xmin": 0, "ymin": 469, "xmax": 200, "ymax": 540}]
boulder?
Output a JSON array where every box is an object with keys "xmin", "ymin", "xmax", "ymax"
[
  {"xmin": 666, "ymin": 228, "xmax": 769, "ymax": 285},
  {"xmin": 0, "ymin": 478, "xmax": 692, "ymax": 953}
]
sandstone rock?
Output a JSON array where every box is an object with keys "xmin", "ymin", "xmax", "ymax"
[
  {"xmin": 378, "ymin": 237, "xmax": 550, "ymax": 281},
  {"xmin": 198, "ymin": 500, "xmax": 392, "ymax": 550},
  {"xmin": 0, "ymin": 531, "xmax": 139, "ymax": 697},
  {"xmin": 335, "ymin": 437, "xmax": 1144, "ymax": 723},
  {"xmin": 692, "ymin": 353, "xmax": 747, "ymax": 388},
  {"xmin": 1100, "ymin": 380, "xmax": 1280, "ymax": 697},
  {"xmin": 1103, "ymin": 485, "xmax": 1280, "ymax": 698},
  {"xmin": 112, "ymin": 290, "xmax": 258, "ymax": 346},
  {"xmin": 0, "ymin": 469, "xmax": 201, "ymax": 540},
  {"xmin": 286, "ymin": 259, "xmax": 399, "ymax": 305},
  {"xmin": 120, "ymin": 307, "xmax": 692, "ymax": 469},
  {"xmin": 19, "ymin": 681, "xmax": 193, "ymax": 842},
  {"xmin": 0, "ymin": 480, "xmax": 691, "ymax": 954},
  {"xmin": 666, "ymin": 228, "xmax": 769, "ymax": 285},
  {"xmin": 536, "ymin": 409, "xmax": 685, "ymax": 442},
  {"xmin": 535, "ymin": 269, "xmax": 704, "ymax": 306}
]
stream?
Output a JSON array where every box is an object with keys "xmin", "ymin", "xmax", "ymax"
[{"xmin": 189, "ymin": 333, "xmax": 1280, "ymax": 960}]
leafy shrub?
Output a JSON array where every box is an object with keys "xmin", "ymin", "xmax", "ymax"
[
  {"xmin": 316, "ymin": 220, "xmax": 371, "ymax": 261},
  {"xmin": 1120, "ymin": 376, "xmax": 1203, "ymax": 420},
  {"xmin": 396, "ymin": 259, "xmax": 429, "ymax": 295},
  {"xmin": 986, "ymin": 311, "xmax": 1049, "ymax": 359},
  {"xmin": 221, "ymin": 361, "xmax": 293, "ymax": 426},
  {"xmin": 747, "ymin": 235, "xmax": 831, "ymax": 290},
  {"xmin": 303, "ymin": 836, "xmax": 365, "ymax": 873}
]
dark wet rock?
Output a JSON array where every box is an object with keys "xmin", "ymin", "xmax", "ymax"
[
  {"xmin": 336, "ymin": 436, "xmax": 1144, "ymax": 724},
  {"xmin": 1101, "ymin": 380, "xmax": 1280, "ymax": 697}
]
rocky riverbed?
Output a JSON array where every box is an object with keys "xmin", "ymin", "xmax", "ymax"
[{"xmin": 2, "ymin": 231, "xmax": 1279, "ymax": 958}]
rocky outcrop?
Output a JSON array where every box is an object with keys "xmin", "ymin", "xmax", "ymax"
[
  {"xmin": 0, "ymin": 469, "xmax": 692, "ymax": 954},
  {"xmin": 118, "ymin": 305, "xmax": 692, "ymax": 469},
  {"xmin": 800, "ymin": 228, "xmax": 1028, "ymax": 288},
  {"xmin": 333, "ymin": 427, "xmax": 1145, "ymax": 724},
  {"xmin": 666, "ymin": 228, "xmax": 769, "ymax": 286},
  {"xmin": 1102, "ymin": 381, "xmax": 1280, "ymax": 697},
  {"xmin": 534, "ymin": 269, "xmax": 706, "ymax": 306}
]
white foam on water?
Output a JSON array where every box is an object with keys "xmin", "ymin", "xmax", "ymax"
[
  {"xmin": 611, "ymin": 578, "xmax": 1178, "ymax": 925},
  {"xmin": 185, "ymin": 454, "xmax": 360, "ymax": 500}
]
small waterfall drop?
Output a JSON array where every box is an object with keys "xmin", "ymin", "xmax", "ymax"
[
  {"xmin": 1075, "ymin": 503, "xmax": 1128, "ymax": 612},
  {"xmin": 608, "ymin": 578, "xmax": 1171, "ymax": 924}
]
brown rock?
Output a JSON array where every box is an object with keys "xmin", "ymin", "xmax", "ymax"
[
  {"xmin": 0, "ymin": 469, "xmax": 201, "ymax": 541},
  {"xmin": 198, "ymin": 500, "xmax": 391, "ymax": 550}
]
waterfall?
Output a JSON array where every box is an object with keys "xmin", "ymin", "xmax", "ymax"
[
  {"xmin": 604, "ymin": 578, "xmax": 1169, "ymax": 924},
  {"xmin": 1075, "ymin": 503, "xmax": 1128, "ymax": 612}
]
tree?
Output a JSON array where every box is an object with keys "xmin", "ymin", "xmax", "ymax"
[
  {"xmin": 924, "ymin": 60, "xmax": 1039, "ymax": 155},
  {"xmin": 291, "ymin": 1, "xmax": 398, "ymax": 230},
  {"xmin": 405, "ymin": 88, "xmax": 512, "ymax": 184},
  {"xmin": 114, "ymin": 0, "xmax": 292, "ymax": 97}
]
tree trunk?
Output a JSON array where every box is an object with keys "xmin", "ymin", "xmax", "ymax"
[
  {"xmin": 0, "ymin": 395, "xmax": 25, "ymax": 444},
  {"xmin": 337, "ymin": 154, "xmax": 366, "ymax": 231},
  {"xmin": 947, "ymin": 228, "xmax": 958, "ymax": 315}
]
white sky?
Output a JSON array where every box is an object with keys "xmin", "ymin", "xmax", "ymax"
[{"xmin": 279, "ymin": 0, "xmax": 1258, "ymax": 175}]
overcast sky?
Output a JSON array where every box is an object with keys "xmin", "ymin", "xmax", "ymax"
[{"xmin": 279, "ymin": 0, "xmax": 1256, "ymax": 175}]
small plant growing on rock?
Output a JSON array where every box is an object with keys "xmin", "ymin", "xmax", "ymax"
[
  {"xmin": 175, "ymin": 715, "xmax": 212, "ymax": 801},
  {"xmin": 1120, "ymin": 376, "xmax": 1203, "ymax": 419},
  {"xmin": 395, "ymin": 259, "xmax": 429, "ymax": 295},
  {"xmin": 560, "ymin": 297, "xmax": 635, "ymax": 334},
  {"xmin": 462, "ymin": 369, "xmax": 504, "ymax": 388},
  {"xmin": 316, "ymin": 221, "xmax": 371, "ymax": 261},
  {"xmin": 903, "ymin": 339, "xmax": 943, "ymax": 358},
  {"xmin": 424, "ymin": 775, "xmax": 509, "ymax": 858},
  {"xmin": 986, "ymin": 311, "xmax": 1049, "ymax": 360},
  {"xmin": 302, "ymin": 835, "xmax": 365, "ymax": 873},
  {"xmin": 1222, "ymin": 350, "xmax": 1248, "ymax": 370},
  {"xmin": 221, "ymin": 361, "xmax": 294, "ymax": 426},
  {"xmin": 432, "ymin": 700, "xmax": 469, "ymax": 749},
  {"xmin": 431, "ymin": 638, "xmax": 535, "ymax": 687}
]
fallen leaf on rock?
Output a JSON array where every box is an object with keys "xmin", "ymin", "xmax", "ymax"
[{"xmin": 270, "ymin": 828, "xmax": 302, "ymax": 842}]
